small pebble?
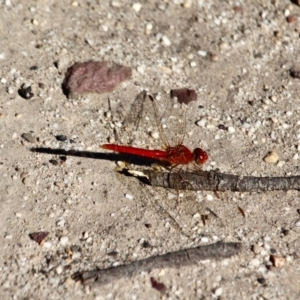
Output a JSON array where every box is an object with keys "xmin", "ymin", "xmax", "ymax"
[
  {"xmin": 270, "ymin": 95, "xmax": 277, "ymax": 103},
  {"xmin": 132, "ymin": 3, "xmax": 142, "ymax": 12},
  {"xmin": 200, "ymin": 236, "xmax": 209, "ymax": 243},
  {"xmin": 145, "ymin": 23, "xmax": 153, "ymax": 34},
  {"xmin": 56, "ymin": 265, "xmax": 63, "ymax": 274},
  {"xmin": 7, "ymin": 87, "xmax": 14, "ymax": 94},
  {"xmin": 198, "ymin": 50, "xmax": 207, "ymax": 57},
  {"xmin": 219, "ymin": 42, "xmax": 228, "ymax": 50},
  {"xmin": 55, "ymin": 135, "xmax": 68, "ymax": 142},
  {"xmin": 277, "ymin": 160, "xmax": 285, "ymax": 167},
  {"xmin": 263, "ymin": 151, "xmax": 279, "ymax": 164},
  {"xmin": 114, "ymin": 121, "xmax": 122, "ymax": 128},
  {"xmin": 49, "ymin": 159, "xmax": 59, "ymax": 166},
  {"xmin": 249, "ymin": 258, "xmax": 260, "ymax": 267},
  {"xmin": 18, "ymin": 83, "xmax": 34, "ymax": 99},
  {"xmin": 125, "ymin": 193, "xmax": 134, "ymax": 200},
  {"xmin": 214, "ymin": 287, "xmax": 223, "ymax": 297},
  {"xmin": 228, "ymin": 126, "xmax": 235, "ymax": 133},
  {"xmin": 137, "ymin": 65, "xmax": 145, "ymax": 74},
  {"xmin": 31, "ymin": 19, "xmax": 39, "ymax": 25},
  {"xmin": 57, "ymin": 219, "xmax": 65, "ymax": 227},
  {"xmin": 86, "ymin": 237, "xmax": 93, "ymax": 244},
  {"xmin": 55, "ymin": 181, "xmax": 65, "ymax": 188},
  {"xmin": 150, "ymin": 131, "xmax": 159, "ymax": 139},
  {"xmin": 161, "ymin": 35, "xmax": 171, "ymax": 46},
  {"xmin": 257, "ymin": 277, "xmax": 266, "ymax": 285},
  {"xmin": 43, "ymin": 242, "xmax": 52, "ymax": 248},
  {"xmin": 196, "ymin": 118, "xmax": 206, "ymax": 127},
  {"xmin": 60, "ymin": 236, "xmax": 69, "ymax": 245},
  {"xmin": 190, "ymin": 61, "xmax": 197, "ymax": 67},
  {"xmin": 206, "ymin": 194, "xmax": 214, "ymax": 201},
  {"xmin": 270, "ymin": 255, "xmax": 285, "ymax": 268},
  {"xmin": 21, "ymin": 132, "xmax": 35, "ymax": 143},
  {"xmin": 211, "ymin": 54, "xmax": 219, "ymax": 62},
  {"xmin": 72, "ymin": 251, "xmax": 81, "ymax": 259},
  {"xmin": 295, "ymin": 220, "xmax": 300, "ymax": 227}
]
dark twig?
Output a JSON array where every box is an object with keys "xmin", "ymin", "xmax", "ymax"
[
  {"xmin": 142, "ymin": 169, "xmax": 300, "ymax": 191},
  {"xmin": 72, "ymin": 241, "xmax": 241, "ymax": 285}
]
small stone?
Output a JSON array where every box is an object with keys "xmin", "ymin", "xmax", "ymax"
[
  {"xmin": 57, "ymin": 219, "xmax": 65, "ymax": 227},
  {"xmin": 137, "ymin": 65, "xmax": 145, "ymax": 74},
  {"xmin": 200, "ymin": 236, "xmax": 209, "ymax": 243},
  {"xmin": 114, "ymin": 121, "xmax": 122, "ymax": 128},
  {"xmin": 86, "ymin": 237, "xmax": 93, "ymax": 244},
  {"xmin": 31, "ymin": 19, "xmax": 39, "ymax": 25},
  {"xmin": 270, "ymin": 255, "xmax": 285, "ymax": 268},
  {"xmin": 56, "ymin": 265, "xmax": 63, "ymax": 274},
  {"xmin": 18, "ymin": 83, "xmax": 34, "ymax": 99},
  {"xmin": 249, "ymin": 258, "xmax": 260, "ymax": 267},
  {"xmin": 111, "ymin": 1, "xmax": 122, "ymax": 7},
  {"xmin": 198, "ymin": 50, "xmax": 207, "ymax": 57},
  {"xmin": 161, "ymin": 35, "xmax": 171, "ymax": 46},
  {"xmin": 7, "ymin": 86, "xmax": 14, "ymax": 94},
  {"xmin": 228, "ymin": 126, "xmax": 235, "ymax": 133},
  {"xmin": 125, "ymin": 193, "xmax": 134, "ymax": 200},
  {"xmin": 263, "ymin": 151, "xmax": 279, "ymax": 164},
  {"xmin": 65, "ymin": 277, "xmax": 75, "ymax": 285},
  {"xmin": 43, "ymin": 242, "xmax": 52, "ymax": 248},
  {"xmin": 182, "ymin": 0, "xmax": 192, "ymax": 8},
  {"xmin": 60, "ymin": 236, "xmax": 69, "ymax": 245},
  {"xmin": 196, "ymin": 118, "xmax": 207, "ymax": 127},
  {"xmin": 277, "ymin": 160, "xmax": 285, "ymax": 167},
  {"xmin": 150, "ymin": 131, "xmax": 160, "ymax": 139},
  {"xmin": 190, "ymin": 61, "xmax": 197, "ymax": 67},
  {"xmin": 145, "ymin": 23, "xmax": 153, "ymax": 34},
  {"xmin": 55, "ymin": 135, "xmax": 68, "ymax": 141},
  {"xmin": 55, "ymin": 181, "xmax": 65, "ymax": 188},
  {"xmin": 214, "ymin": 287, "xmax": 223, "ymax": 297},
  {"xmin": 72, "ymin": 251, "xmax": 81, "ymax": 259},
  {"xmin": 49, "ymin": 159, "xmax": 59, "ymax": 166},
  {"xmin": 206, "ymin": 194, "xmax": 214, "ymax": 201},
  {"xmin": 132, "ymin": 3, "xmax": 142, "ymax": 12},
  {"xmin": 62, "ymin": 61, "xmax": 132, "ymax": 98},
  {"xmin": 257, "ymin": 277, "xmax": 266, "ymax": 285},
  {"xmin": 219, "ymin": 42, "xmax": 228, "ymax": 50},
  {"xmin": 211, "ymin": 54, "xmax": 219, "ymax": 62},
  {"xmin": 29, "ymin": 232, "xmax": 49, "ymax": 245},
  {"xmin": 21, "ymin": 132, "xmax": 35, "ymax": 143}
]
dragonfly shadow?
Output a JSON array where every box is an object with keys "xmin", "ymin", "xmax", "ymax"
[{"xmin": 30, "ymin": 147, "xmax": 161, "ymax": 167}]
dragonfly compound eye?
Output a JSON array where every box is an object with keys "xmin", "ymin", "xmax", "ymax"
[{"xmin": 193, "ymin": 148, "xmax": 208, "ymax": 165}]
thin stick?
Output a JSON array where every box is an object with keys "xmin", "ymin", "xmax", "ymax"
[
  {"xmin": 72, "ymin": 241, "xmax": 241, "ymax": 285},
  {"xmin": 142, "ymin": 169, "xmax": 300, "ymax": 191}
]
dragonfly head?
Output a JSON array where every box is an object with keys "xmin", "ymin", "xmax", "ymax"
[{"xmin": 193, "ymin": 148, "xmax": 208, "ymax": 165}]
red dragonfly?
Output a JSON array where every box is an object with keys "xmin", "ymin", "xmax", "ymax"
[{"xmin": 101, "ymin": 94, "xmax": 208, "ymax": 167}]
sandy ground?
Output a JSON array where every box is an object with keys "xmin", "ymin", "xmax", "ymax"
[{"xmin": 1, "ymin": 0, "xmax": 300, "ymax": 299}]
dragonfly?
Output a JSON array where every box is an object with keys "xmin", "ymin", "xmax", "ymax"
[{"xmin": 101, "ymin": 93, "xmax": 208, "ymax": 167}]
